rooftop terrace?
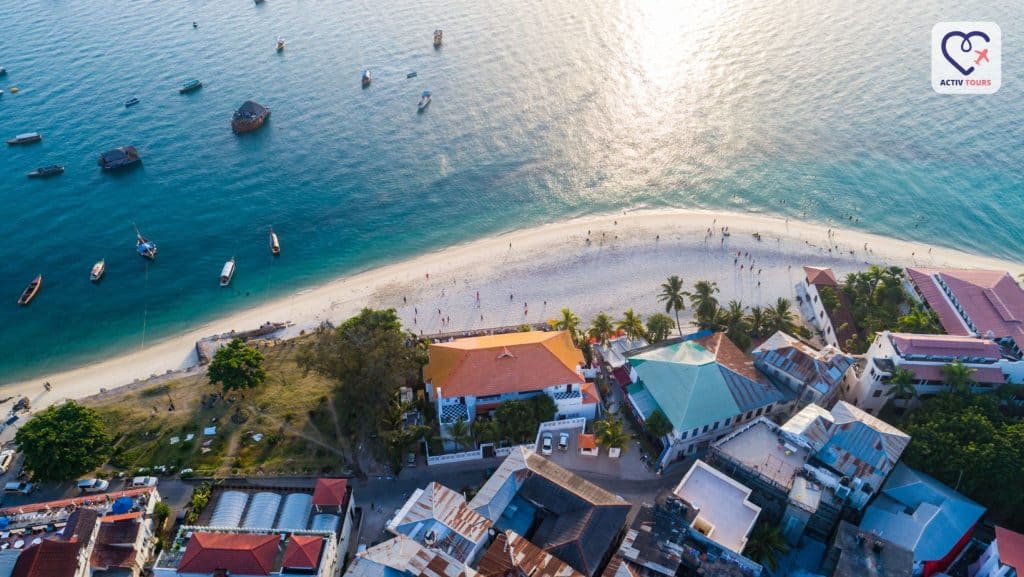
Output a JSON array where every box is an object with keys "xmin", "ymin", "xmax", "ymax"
[{"xmin": 713, "ymin": 418, "xmax": 810, "ymax": 492}]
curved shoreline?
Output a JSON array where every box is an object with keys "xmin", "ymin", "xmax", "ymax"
[{"xmin": 5, "ymin": 208, "xmax": 1023, "ymax": 407}]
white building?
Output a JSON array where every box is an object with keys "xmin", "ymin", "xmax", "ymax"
[
  {"xmin": 672, "ymin": 460, "xmax": 761, "ymax": 554},
  {"xmin": 850, "ymin": 331, "xmax": 1021, "ymax": 414}
]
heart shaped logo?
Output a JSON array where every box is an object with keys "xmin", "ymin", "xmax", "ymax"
[{"xmin": 941, "ymin": 30, "xmax": 990, "ymax": 76}]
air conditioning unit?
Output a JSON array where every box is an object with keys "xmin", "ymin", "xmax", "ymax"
[{"xmin": 835, "ymin": 485, "xmax": 851, "ymax": 501}]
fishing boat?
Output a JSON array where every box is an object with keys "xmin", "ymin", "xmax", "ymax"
[
  {"xmin": 406, "ymin": 71, "xmax": 417, "ymax": 79},
  {"xmin": 232, "ymin": 100, "xmax": 270, "ymax": 134},
  {"xmin": 417, "ymin": 91, "xmax": 431, "ymax": 112},
  {"xmin": 361, "ymin": 69, "xmax": 371, "ymax": 88},
  {"xmin": 7, "ymin": 132, "xmax": 42, "ymax": 145},
  {"xmin": 91, "ymin": 259, "xmax": 106, "ymax": 282},
  {"xmin": 27, "ymin": 165, "xmax": 64, "ymax": 178},
  {"xmin": 276, "ymin": 37, "xmax": 285, "ymax": 51},
  {"xmin": 179, "ymin": 79, "xmax": 202, "ymax": 93},
  {"xmin": 135, "ymin": 226, "xmax": 157, "ymax": 260},
  {"xmin": 17, "ymin": 275, "xmax": 42, "ymax": 306},
  {"xmin": 220, "ymin": 258, "xmax": 236, "ymax": 287},
  {"xmin": 269, "ymin": 227, "xmax": 280, "ymax": 255},
  {"xmin": 98, "ymin": 146, "xmax": 140, "ymax": 170},
  {"xmin": 125, "ymin": 97, "xmax": 140, "ymax": 107},
  {"xmin": 0, "ymin": 66, "xmax": 6, "ymax": 76},
  {"xmin": 433, "ymin": 29, "xmax": 443, "ymax": 47}
]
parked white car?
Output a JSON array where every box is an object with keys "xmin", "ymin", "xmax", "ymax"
[
  {"xmin": 541, "ymin": 433, "xmax": 553, "ymax": 455},
  {"xmin": 4, "ymin": 481, "xmax": 33, "ymax": 495},
  {"xmin": 77, "ymin": 479, "xmax": 109, "ymax": 493},
  {"xmin": 558, "ymin": 432, "xmax": 569, "ymax": 452},
  {"xmin": 130, "ymin": 476, "xmax": 158, "ymax": 488},
  {"xmin": 0, "ymin": 450, "xmax": 15, "ymax": 474}
]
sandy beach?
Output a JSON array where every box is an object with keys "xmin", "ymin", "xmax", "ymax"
[{"xmin": 6, "ymin": 208, "xmax": 1023, "ymax": 409}]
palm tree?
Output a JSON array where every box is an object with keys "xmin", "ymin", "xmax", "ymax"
[
  {"xmin": 718, "ymin": 300, "xmax": 752, "ymax": 350},
  {"xmin": 765, "ymin": 297, "xmax": 798, "ymax": 335},
  {"xmin": 595, "ymin": 418, "xmax": 630, "ymax": 452},
  {"xmin": 743, "ymin": 523, "xmax": 790, "ymax": 572},
  {"xmin": 472, "ymin": 419, "xmax": 501, "ymax": 445},
  {"xmin": 658, "ymin": 275, "xmax": 687, "ymax": 338},
  {"xmin": 447, "ymin": 418, "xmax": 473, "ymax": 451},
  {"xmin": 589, "ymin": 313, "xmax": 615, "ymax": 345},
  {"xmin": 746, "ymin": 306, "xmax": 766, "ymax": 339},
  {"xmin": 645, "ymin": 313, "xmax": 676, "ymax": 343},
  {"xmin": 884, "ymin": 367, "xmax": 918, "ymax": 407},
  {"xmin": 617, "ymin": 309, "xmax": 646, "ymax": 341},
  {"xmin": 556, "ymin": 308, "xmax": 582, "ymax": 344},
  {"xmin": 941, "ymin": 360, "xmax": 976, "ymax": 395},
  {"xmin": 687, "ymin": 280, "xmax": 720, "ymax": 329}
]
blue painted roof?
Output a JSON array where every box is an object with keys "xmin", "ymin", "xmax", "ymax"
[{"xmin": 860, "ymin": 463, "xmax": 985, "ymax": 563}]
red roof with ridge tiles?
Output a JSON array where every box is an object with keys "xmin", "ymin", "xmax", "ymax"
[
  {"xmin": 282, "ymin": 535, "xmax": 324, "ymax": 569},
  {"xmin": 178, "ymin": 532, "xmax": 279, "ymax": 576},
  {"xmin": 312, "ymin": 478, "xmax": 348, "ymax": 507},
  {"xmin": 908, "ymin": 268, "xmax": 1024, "ymax": 339},
  {"xmin": 996, "ymin": 526, "xmax": 1024, "ymax": 572}
]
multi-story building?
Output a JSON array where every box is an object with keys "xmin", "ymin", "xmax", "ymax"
[
  {"xmin": 969, "ymin": 526, "xmax": 1024, "ymax": 577},
  {"xmin": 851, "ymin": 331, "xmax": 1022, "ymax": 414},
  {"xmin": 424, "ymin": 331, "xmax": 600, "ymax": 428},
  {"xmin": 820, "ymin": 521, "xmax": 913, "ymax": 577},
  {"xmin": 753, "ymin": 331, "xmax": 855, "ymax": 410},
  {"xmin": 796, "ymin": 266, "xmax": 860, "ymax": 349},
  {"xmin": 906, "ymin": 268, "xmax": 1024, "ymax": 349},
  {"xmin": 624, "ymin": 332, "xmax": 785, "ymax": 467},
  {"xmin": 671, "ymin": 460, "xmax": 761, "ymax": 555},
  {"xmin": 386, "ymin": 482, "xmax": 492, "ymax": 565}
]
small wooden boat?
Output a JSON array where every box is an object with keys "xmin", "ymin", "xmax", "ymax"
[
  {"xmin": 417, "ymin": 91, "xmax": 431, "ymax": 112},
  {"xmin": 135, "ymin": 225, "xmax": 157, "ymax": 260},
  {"xmin": 269, "ymin": 227, "xmax": 280, "ymax": 256},
  {"xmin": 276, "ymin": 37, "xmax": 285, "ymax": 51},
  {"xmin": 91, "ymin": 259, "xmax": 106, "ymax": 282},
  {"xmin": 125, "ymin": 97, "xmax": 140, "ymax": 107},
  {"xmin": 361, "ymin": 69, "xmax": 371, "ymax": 88},
  {"xmin": 406, "ymin": 71, "xmax": 417, "ymax": 79},
  {"xmin": 433, "ymin": 29, "xmax": 443, "ymax": 47},
  {"xmin": 179, "ymin": 79, "xmax": 202, "ymax": 93},
  {"xmin": 27, "ymin": 165, "xmax": 64, "ymax": 178},
  {"xmin": 0, "ymin": 67, "xmax": 6, "ymax": 76},
  {"xmin": 232, "ymin": 100, "xmax": 271, "ymax": 134},
  {"xmin": 17, "ymin": 275, "xmax": 42, "ymax": 306},
  {"xmin": 98, "ymin": 146, "xmax": 140, "ymax": 170},
  {"xmin": 220, "ymin": 258, "xmax": 236, "ymax": 287},
  {"xmin": 7, "ymin": 132, "xmax": 42, "ymax": 145}
]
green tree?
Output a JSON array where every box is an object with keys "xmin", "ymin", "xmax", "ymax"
[
  {"xmin": 472, "ymin": 420, "xmax": 502, "ymax": 445},
  {"xmin": 743, "ymin": 523, "xmax": 790, "ymax": 571},
  {"xmin": 495, "ymin": 400, "xmax": 537, "ymax": 443},
  {"xmin": 884, "ymin": 367, "xmax": 918, "ymax": 407},
  {"xmin": 687, "ymin": 280, "xmax": 720, "ymax": 329},
  {"xmin": 595, "ymin": 418, "xmax": 630, "ymax": 452},
  {"xmin": 765, "ymin": 297, "xmax": 798, "ymax": 335},
  {"xmin": 448, "ymin": 418, "xmax": 472, "ymax": 451},
  {"xmin": 941, "ymin": 360, "xmax": 976, "ymax": 395},
  {"xmin": 746, "ymin": 306, "xmax": 766, "ymax": 339},
  {"xmin": 896, "ymin": 308, "xmax": 942, "ymax": 333},
  {"xmin": 297, "ymin": 308, "xmax": 421, "ymax": 438},
  {"xmin": 717, "ymin": 300, "xmax": 752, "ymax": 351},
  {"xmin": 589, "ymin": 312, "xmax": 615, "ymax": 345},
  {"xmin": 617, "ymin": 309, "xmax": 646, "ymax": 341},
  {"xmin": 644, "ymin": 409, "xmax": 673, "ymax": 439},
  {"xmin": 15, "ymin": 402, "xmax": 110, "ymax": 482},
  {"xmin": 658, "ymin": 275, "xmax": 687, "ymax": 338},
  {"xmin": 818, "ymin": 286, "xmax": 841, "ymax": 314},
  {"xmin": 645, "ymin": 313, "xmax": 676, "ymax": 343},
  {"xmin": 208, "ymin": 338, "xmax": 266, "ymax": 394},
  {"xmin": 555, "ymin": 308, "xmax": 582, "ymax": 344},
  {"xmin": 526, "ymin": 394, "xmax": 557, "ymax": 423}
]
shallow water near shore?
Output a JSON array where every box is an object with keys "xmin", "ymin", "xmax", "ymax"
[{"xmin": 0, "ymin": 0, "xmax": 1022, "ymax": 383}]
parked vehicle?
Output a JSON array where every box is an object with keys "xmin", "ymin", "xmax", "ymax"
[
  {"xmin": 407, "ymin": 452, "xmax": 416, "ymax": 468},
  {"xmin": 130, "ymin": 476, "xmax": 158, "ymax": 488},
  {"xmin": 541, "ymin": 432, "xmax": 553, "ymax": 455},
  {"xmin": 77, "ymin": 479, "xmax": 110, "ymax": 493},
  {"xmin": 4, "ymin": 481, "xmax": 33, "ymax": 494},
  {"xmin": 558, "ymin": 432, "xmax": 569, "ymax": 452},
  {"xmin": 0, "ymin": 450, "xmax": 15, "ymax": 474}
]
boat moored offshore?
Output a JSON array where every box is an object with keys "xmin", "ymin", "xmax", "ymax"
[
  {"xmin": 98, "ymin": 146, "xmax": 140, "ymax": 170},
  {"xmin": 362, "ymin": 69, "xmax": 371, "ymax": 87},
  {"xmin": 7, "ymin": 132, "xmax": 42, "ymax": 145},
  {"xmin": 433, "ymin": 29, "xmax": 443, "ymax": 47},
  {"xmin": 91, "ymin": 259, "xmax": 106, "ymax": 282},
  {"xmin": 17, "ymin": 275, "xmax": 42, "ymax": 306},
  {"xmin": 135, "ymin": 225, "xmax": 157, "ymax": 260},
  {"xmin": 276, "ymin": 37, "xmax": 285, "ymax": 51},
  {"xmin": 220, "ymin": 258, "xmax": 236, "ymax": 287},
  {"xmin": 125, "ymin": 97, "xmax": 140, "ymax": 107},
  {"xmin": 269, "ymin": 227, "xmax": 280, "ymax": 255},
  {"xmin": 417, "ymin": 91, "xmax": 431, "ymax": 112},
  {"xmin": 232, "ymin": 100, "xmax": 271, "ymax": 134},
  {"xmin": 27, "ymin": 165, "xmax": 64, "ymax": 178},
  {"xmin": 179, "ymin": 79, "xmax": 202, "ymax": 93}
]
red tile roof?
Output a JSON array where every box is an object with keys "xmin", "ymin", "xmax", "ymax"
[
  {"xmin": 178, "ymin": 532, "xmax": 279, "ymax": 576},
  {"xmin": 905, "ymin": 363, "xmax": 1005, "ymax": 385},
  {"xmin": 804, "ymin": 266, "xmax": 838, "ymax": 287},
  {"xmin": 424, "ymin": 331, "xmax": 584, "ymax": 398},
  {"xmin": 580, "ymin": 381, "xmax": 600, "ymax": 405},
  {"xmin": 578, "ymin": 434, "xmax": 597, "ymax": 450},
  {"xmin": 996, "ymin": 526, "xmax": 1024, "ymax": 572},
  {"xmin": 312, "ymin": 478, "xmax": 348, "ymax": 507},
  {"xmin": 90, "ymin": 521, "xmax": 142, "ymax": 570},
  {"xmin": 888, "ymin": 333, "xmax": 1002, "ymax": 359},
  {"xmin": 695, "ymin": 333, "xmax": 762, "ymax": 382},
  {"xmin": 282, "ymin": 535, "xmax": 324, "ymax": 569},
  {"xmin": 908, "ymin": 268, "xmax": 1024, "ymax": 339},
  {"xmin": 12, "ymin": 540, "xmax": 81, "ymax": 577}
]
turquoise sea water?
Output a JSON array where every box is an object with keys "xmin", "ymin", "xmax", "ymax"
[{"xmin": 1, "ymin": 0, "xmax": 1022, "ymax": 383}]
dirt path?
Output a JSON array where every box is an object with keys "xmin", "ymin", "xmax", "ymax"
[{"xmin": 215, "ymin": 430, "xmax": 243, "ymax": 477}]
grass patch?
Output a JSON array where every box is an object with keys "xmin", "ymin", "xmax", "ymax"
[{"xmin": 85, "ymin": 336, "xmax": 349, "ymax": 477}]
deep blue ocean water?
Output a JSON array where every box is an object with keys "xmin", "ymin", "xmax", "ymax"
[{"xmin": 1, "ymin": 0, "xmax": 1022, "ymax": 383}]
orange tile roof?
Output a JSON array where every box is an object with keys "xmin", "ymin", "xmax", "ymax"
[
  {"xmin": 178, "ymin": 532, "xmax": 279, "ymax": 576},
  {"xmin": 694, "ymin": 333, "xmax": 762, "ymax": 382},
  {"xmin": 283, "ymin": 535, "xmax": 324, "ymax": 569},
  {"xmin": 312, "ymin": 478, "xmax": 348, "ymax": 507},
  {"xmin": 424, "ymin": 331, "xmax": 584, "ymax": 398},
  {"xmin": 578, "ymin": 434, "xmax": 597, "ymax": 450},
  {"xmin": 580, "ymin": 381, "xmax": 600, "ymax": 405},
  {"xmin": 804, "ymin": 266, "xmax": 838, "ymax": 287}
]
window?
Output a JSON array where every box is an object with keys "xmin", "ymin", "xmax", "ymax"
[
  {"xmin": 745, "ymin": 411, "xmax": 753, "ymax": 420},
  {"xmin": 820, "ymin": 311, "xmax": 825, "ymax": 319},
  {"xmin": 724, "ymin": 417, "xmax": 731, "ymax": 426},
  {"xmin": 872, "ymin": 390, "xmax": 882, "ymax": 398},
  {"xmin": 870, "ymin": 367, "xmax": 876, "ymax": 377},
  {"xmin": 692, "ymin": 428, "xmax": 699, "ymax": 438},
  {"xmin": 702, "ymin": 425, "xmax": 709, "ymax": 433},
  {"xmin": 827, "ymin": 327, "xmax": 832, "ymax": 334},
  {"xmin": 755, "ymin": 408, "xmax": 763, "ymax": 417},
  {"xmin": 681, "ymin": 430, "xmax": 688, "ymax": 440},
  {"xmin": 712, "ymin": 421, "xmax": 719, "ymax": 430},
  {"xmin": 766, "ymin": 404, "xmax": 773, "ymax": 413}
]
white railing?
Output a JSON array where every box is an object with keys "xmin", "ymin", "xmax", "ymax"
[
  {"xmin": 426, "ymin": 449, "xmax": 484, "ymax": 465},
  {"xmin": 538, "ymin": 417, "xmax": 586, "ymax": 432}
]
